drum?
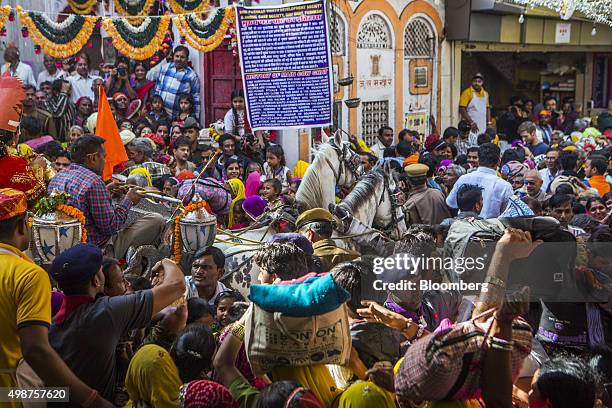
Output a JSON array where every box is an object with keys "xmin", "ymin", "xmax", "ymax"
[{"xmin": 31, "ymin": 212, "xmax": 82, "ymax": 264}]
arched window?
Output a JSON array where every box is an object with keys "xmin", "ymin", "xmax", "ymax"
[
  {"xmin": 330, "ymin": 11, "xmax": 346, "ymax": 56},
  {"xmin": 356, "ymin": 14, "xmax": 392, "ymax": 49},
  {"xmin": 404, "ymin": 18, "xmax": 435, "ymax": 59}
]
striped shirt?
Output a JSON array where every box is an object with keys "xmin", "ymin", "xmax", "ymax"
[
  {"xmin": 44, "ymin": 92, "xmax": 76, "ymax": 143},
  {"xmin": 153, "ymin": 63, "xmax": 200, "ymax": 119}
]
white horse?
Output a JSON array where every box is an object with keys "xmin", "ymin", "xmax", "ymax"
[
  {"xmin": 334, "ymin": 161, "xmax": 408, "ymax": 242},
  {"xmin": 217, "ymin": 133, "xmax": 363, "ymax": 297},
  {"xmin": 295, "ymin": 131, "xmax": 362, "ymax": 211}
]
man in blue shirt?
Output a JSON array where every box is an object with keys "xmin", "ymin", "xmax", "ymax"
[
  {"xmin": 153, "ymin": 46, "xmax": 200, "ymax": 120},
  {"xmin": 519, "ymin": 121, "xmax": 549, "ymax": 157},
  {"xmin": 446, "ymin": 143, "xmax": 513, "ymax": 219}
]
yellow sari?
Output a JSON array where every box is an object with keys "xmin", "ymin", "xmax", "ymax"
[
  {"xmin": 227, "ymin": 178, "xmax": 246, "ymax": 228},
  {"xmin": 124, "ymin": 344, "xmax": 182, "ymax": 408}
]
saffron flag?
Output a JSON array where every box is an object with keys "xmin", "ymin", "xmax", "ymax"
[{"xmin": 95, "ymin": 86, "xmax": 127, "ymax": 181}]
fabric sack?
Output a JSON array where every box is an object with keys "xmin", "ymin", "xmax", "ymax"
[
  {"xmin": 244, "ymin": 303, "xmax": 351, "ymax": 376},
  {"xmin": 394, "ymin": 309, "xmax": 533, "ymax": 404}
]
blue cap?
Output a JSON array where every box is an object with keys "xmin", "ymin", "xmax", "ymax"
[
  {"xmin": 51, "ymin": 243, "xmax": 103, "ymax": 286},
  {"xmin": 266, "ymin": 233, "xmax": 314, "ymax": 255}
]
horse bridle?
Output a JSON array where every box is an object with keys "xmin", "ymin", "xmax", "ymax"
[
  {"xmin": 327, "ymin": 139, "xmax": 362, "ymax": 184},
  {"xmin": 375, "ymin": 168, "xmax": 405, "ymax": 233}
]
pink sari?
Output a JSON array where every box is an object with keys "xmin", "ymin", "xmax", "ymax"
[{"xmin": 245, "ymin": 171, "xmax": 263, "ymax": 197}]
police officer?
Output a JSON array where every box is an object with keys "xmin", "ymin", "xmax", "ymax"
[
  {"xmin": 404, "ymin": 163, "xmax": 451, "ymax": 225},
  {"xmin": 296, "ymin": 208, "xmax": 360, "ymax": 272}
]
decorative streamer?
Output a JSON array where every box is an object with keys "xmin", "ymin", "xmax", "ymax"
[
  {"xmin": 67, "ymin": 0, "xmax": 98, "ymax": 15},
  {"xmin": 17, "ymin": 6, "xmax": 98, "ymax": 58},
  {"xmin": 0, "ymin": 6, "xmax": 11, "ymax": 33},
  {"xmin": 174, "ymin": 7, "xmax": 234, "ymax": 52},
  {"xmin": 112, "ymin": 0, "xmax": 156, "ymax": 17},
  {"xmin": 167, "ymin": 0, "xmax": 210, "ymax": 15},
  {"xmin": 508, "ymin": 0, "xmax": 612, "ymax": 27},
  {"xmin": 102, "ymin": 15, "xmax": 171, "ymax": 60}
]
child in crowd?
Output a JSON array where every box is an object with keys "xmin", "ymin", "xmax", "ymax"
[
  {"xmin": 155, "ymin": 120, "xmax": 171, "ymax": 146},
  {"xmin": 187, "ymin": 297, "xmax": 216, "ymax": 328},
  {"xmin": 214, "ymin": 290, "xmax": 244, "ymax": 329},
  {"xmin": 262, "ymin": 144, "xmax": 292, "ymax": 194},
  {"xmin": 175, "ymin": 93, "xmax": 196, "ymax": 125},
  {"xmin": 224, "ymin": 89, "xmax": 247, "ymax": 139},
  {"xmin": 261, "ymin": 178, "xmax": 283, "ymax": 211},
  {"xmin": 148, "ymin": 94, "xmax": 170, "ymax": 123}
]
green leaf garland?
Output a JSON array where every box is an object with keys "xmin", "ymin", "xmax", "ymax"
[
  {"xmin": 112, "ymin": 0, "xmax": 156, "ymax": 16},
  {"xmin": 174, "ymin": 7, "xmax": 234, "ymax": 52},
  {"xmin": 103, "ymin": 15, "xmax": 171, "ymax": 60},
  {"xmin": 17, "ymin": 6, "xmax": 98, "ymax": 57},
  {"xmin": 168, "ymin": 0, "xmax": 209, "ymax": 14}
]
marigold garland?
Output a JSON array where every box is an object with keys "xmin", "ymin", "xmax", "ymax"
[
  {"xmin": 56, "ymin": 204, "xmax": 88, "ymax": 243},
  {"xmin": 103, "ymin": 15, "xmax": 171, "ymax": 60},
  {"xmin": 17, "ymin": 6, "xmax": 98, "ymax": 59},
  {"xmin": 173, "ymin": 200, "xmax": 212, "ymax": 264},
  {"xmin": 0, "ymin": 6, "xmax": 11, "ymax": 33},
  {"xmin": 112, "ymin": 0, "xmax": 156, "ymax": 17},
  {"xmin": 67, "ymin": 0, "xmax": 98, "ymax": 15},
  {"xmin": 168, "ymin": 0, "xmax": 210, "ymax": 15},
  {"xmin": 174, "ymin": 7, "xmax": 234, "ymax": 53}
]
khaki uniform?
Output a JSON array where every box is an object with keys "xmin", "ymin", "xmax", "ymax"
[
  {"xmin": 22, "ymin": 108, "xmax": 58, "ymax": 140},
  {"xmin": 404, "ymin": 185, "xmax": 451, "ymax": 225},
  {"xmin": 313, "ymin": 238, "xmax": 360, "ymax": 272}
]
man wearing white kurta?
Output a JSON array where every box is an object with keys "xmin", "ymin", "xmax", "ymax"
[
  {"xmin": 1, "ymin": 47, "xmax": 35, "ymax": 87},
  {"xmin": 459, "ymin": 73, "xmax": 491, "ymax": 140}
]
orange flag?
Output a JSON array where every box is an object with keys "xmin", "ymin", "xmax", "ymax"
[{"xmin": 96, "ymin": 86, "xmax": 128, "ymax": 181}]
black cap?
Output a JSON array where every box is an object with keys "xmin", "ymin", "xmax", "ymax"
[
  {"xmin": 473, "ymin": 73, "xmax": 484, "ymax": 80},
  {"xmin": 51, "ymin": 243, "xmax": 103, "ymax": 286}
]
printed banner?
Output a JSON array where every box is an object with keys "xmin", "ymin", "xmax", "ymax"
[{"xmin": 235, "ymin": 0, "xmax": 333, "ymax": 130}]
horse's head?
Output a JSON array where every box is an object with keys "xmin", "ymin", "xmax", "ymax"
[
  {"xmin": 328, "ymin": 131, "xmax": 362, "ymax": 188},
  {"xmin": 374, "ymin": 160, "xmax": 407, "ymax": 239}
]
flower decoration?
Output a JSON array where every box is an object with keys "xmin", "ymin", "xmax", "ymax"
[
  {"xmin": 67, "ymin": 0, "xmax": 98, "ymax": 15},
  {"xmin": 17, "ymin": 6, "xmax": 98, "ymax": 58},
  {"xmin": 509, "ymin": 0, "xmax": 612, "ymax": 27},
  {"xmin": 0, "ymin": 6, "xmax": 11, "ymax": 34},
  {"xmin": 56, "ymin": 204, "xmax": 88, "ymax": 242},
  {"xmin": 173, "ymin": 7, "xmax": 234, "ymax": 52},
  {"xmin": 113, "ymin": 0, "xmax": 156, "ymax": 17},
  {"xmin": 168, "ymin": 0, "xmax": 210, "ymax": 15},
  {"xmin": 33, "ymin": 193, "xmax": 87, "ymax": 243},
  {"xmin": 173, "ymin": 200, "xmax": 212, "ymax": 264},
  {"xmin": 103, "ymin": 15, "xmax": 171, "ymax": 60}
]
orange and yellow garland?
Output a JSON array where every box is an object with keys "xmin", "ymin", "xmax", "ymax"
[
  {"xmin": 56, "ymin": 204, "xmax": 88, "ymax": 243},
  {"xmin": 173, "ymin": 200, "xmax": 212, "ymax": 264},
  {"xmin": 102, "ymin": 15, "xmax": 171, "ymax": 60},
  {"xmin": 174, "ymin": 7, "xmax": 234, "ymax": 53},
  {"xmin": 0, "ymin": 6, "xmax": 11, "ymax": 33},
  {"xmin": 17, "ymin": 6, "xmax": 98, "ymax": 59}
]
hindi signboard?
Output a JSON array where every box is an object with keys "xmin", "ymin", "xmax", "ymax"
[{"xmin": 235, "ymin": 0, "xmax": 334, "ymax": 130}]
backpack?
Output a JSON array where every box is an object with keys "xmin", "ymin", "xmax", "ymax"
[{"xmin": 442, "ymin": 217, "xmax": 506, "ymax": 286}]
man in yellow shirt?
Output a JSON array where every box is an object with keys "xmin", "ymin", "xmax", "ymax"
[
  {"xmin": 459, "ymin": 73, "xmax": 491, "ymax": 138},
  {"xmin": 0, "ymin": 188, "xmax": 113, "ymax": 407}
]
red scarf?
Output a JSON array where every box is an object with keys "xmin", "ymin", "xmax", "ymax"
[{"xmin": 54, "ymin": 294, "xmax": 95, "ymax": 324}]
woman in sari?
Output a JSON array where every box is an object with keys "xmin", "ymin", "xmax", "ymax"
[
  {"xmin": 75, "ymin": 97, "xmax": 93, "ymax": 129},
  {"xmin": 133, "ymin": 61, "xmax": 155, "ymax": 106},
  {"xmin": 245, "ymin": 171, "xmax": 263, "ymax": 197},
  {"xmin": 227, "ymin": 178, "xmax": 246, "ymax": 229}
]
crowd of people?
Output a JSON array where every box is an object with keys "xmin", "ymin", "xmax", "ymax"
[{"xmin": 0, "ymin": 43, "xmax": 611, "ymax": 408}]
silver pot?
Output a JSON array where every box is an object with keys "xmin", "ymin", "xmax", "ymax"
[
  {"xmin": 32, "ymin": 212, "xmax": 83, "ymax": 264},
  {"xmin": 178, "ymin": 206, "xmax": 217, "ymax": 254}
]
